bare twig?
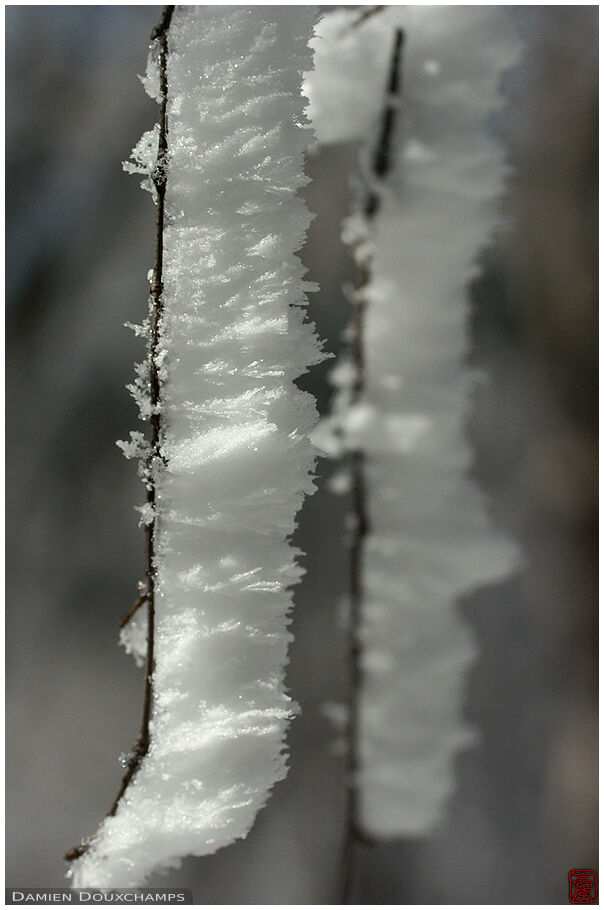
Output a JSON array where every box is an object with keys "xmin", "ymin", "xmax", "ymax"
[
  {"xmin": 119, "ymin": 591, "xmax": 149, "ymax": 629},
  {"xmin": 64, "ymin": 4, "xmax": 174, "ymax": 863},
  {"xmin": 150, "ymin": 5, "xmax": 174, "ymax": 41},
  {"xmin": 352, "ymin": 6, "xmax": 385, "ymax": 29},
  {"xmin": 340, "ymin": 26, "xmax": 405, "ymax": 904},
  {"xmin": 365, "ymin": 26, "xmax": 405, "ymax": 217}
]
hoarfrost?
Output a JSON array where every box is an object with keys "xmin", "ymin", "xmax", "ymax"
[
  {"xmin": 71, "ymin": 6, "xmax": 322, "ymax": 888},
  {"xmin": 304, "ymin": 8, "xmax": 402, "ymax": 144},
  {"xmin": 124, "ymin": 319, "xmax": 151, "ymax": 341},
  {"xmin": 119, "ymin": 610, "xmax": 147, "ymax": 669},
  {"xmin": 116, "ymin": 431, "xmax": 149, "ymax": 461},
  {"xmin": 123, "ymin": 124, "xmax": 160, "ymax": 178},
  {"xmin": 134, "ymin": 502, "xmax": 154, "ymax": 527},
  {"xmin": 310, "ymin": 7, "xmax": 521, "ymax": 839}
]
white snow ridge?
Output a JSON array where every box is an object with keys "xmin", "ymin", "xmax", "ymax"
[{"xmin": 70, "ymin": 6, "xmax": 323, "ymax": 888}]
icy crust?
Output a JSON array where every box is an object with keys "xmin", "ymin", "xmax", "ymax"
[
  {"xmin": 312, "ymin": 7, "xmax": 520, "ymax": 838},
  {"xmin": 71, "ymin": 6, "xmax": 321, "ymax": 888}
]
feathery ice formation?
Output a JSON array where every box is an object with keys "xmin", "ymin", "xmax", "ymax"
[
  {"xmin": 308, "ymin": 7, "xmax": 520, "ymax": 838},
  {"xmin": 71, "ymin": 6, "xmax": 322, "ymax": 887}
]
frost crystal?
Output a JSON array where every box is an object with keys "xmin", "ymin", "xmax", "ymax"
[
  {"xmin": 71, "ymin": 6, "xmax": 322, "ymax": 888},
  {"xmin": 123, "ymin": 124, "xmax": 160, "ymax": 178},
  {"xmin": 119, "ymin": 610, "xmax": 147, "ymax": 669},
  {"xmin": 310, "ymin": 7, "xmax": 520, "ymax": 839},
  {"xmin": 115, "ymin": 431, "xmax": 149, "ymax": 461}
]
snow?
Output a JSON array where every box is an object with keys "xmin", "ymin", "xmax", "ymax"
[
  {"xmin": 304, "ymin": 8, "xmax": 401, "ymax": 145},
  {"xmin": 71, "ymin": 6, "xmax": 322, "ymax": 888},
  {"xmin": 309, "ymin": 7, "xmax": 520, "ymax": 838}
]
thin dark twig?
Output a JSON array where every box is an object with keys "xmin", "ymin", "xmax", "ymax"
[
  {"xmin": 373, "ymin": 28, "xmax": 404, "ymax": 177},
  {"xmin": 119, "ymin": 592, "xmax": 149, "ymax": 629},
  {"xmin": 352, "ymin": 6, "xmax": 385, "ymax": 29},
  {"xmin": 340, "ymin": 26, "xmax": 405, "ymax": 904},
  {"xmin": 150, "ymin": 5, "xmax": 174, "ymax": 41},
  {"xmin": 64, "ymin": 4, "xmax": 174, "ymax": 863},
  {"xmin": 365, "ymin": 27, "xmax": 405, "ymax": 218},
  {"xmin": 132, "ymin": 0, "xmax": 175, "ymax": 809}
]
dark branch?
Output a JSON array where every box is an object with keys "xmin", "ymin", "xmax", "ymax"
[
  {"xmin": 64, "ymin": 4, "xmax": 173, "ymax": 864},
  {"xmin": 373, "ymin": 28, "xmax": 404, "ymax": 177},
  {"xmin": 352, "ymin": 6, "xmax": 385, "ymax": 29},
  {"xmin": 150, "ymin": 5, "xmax": 174, "ymax": 41},
  {"xmin": 366, "ymin": 27, "xmax": 405, "ymax": 217},
  {"xmin": 64, "ymin": 845, "xmax": 88, "ymax": 863},
  {"xmin": 119, "ymin": 592, "xmax": 149, "ymax": 629},
  {"xmin": 341, "ymin": 25, "xmax": 405, "ymax": 903}
]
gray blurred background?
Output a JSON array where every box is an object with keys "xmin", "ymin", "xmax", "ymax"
[{"xmin": 6, "ymin": 5, "xmax": 597, "ymax": 904}]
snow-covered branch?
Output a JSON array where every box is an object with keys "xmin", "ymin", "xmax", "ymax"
[
  {"xmin": 307, "ymin": 5, "xmax": 520, "ymax": 843},
  {"xmin": 68, "ymin": 6, "xmax": 323, "ymax": 888}
]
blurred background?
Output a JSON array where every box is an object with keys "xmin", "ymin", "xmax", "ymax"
[{"xmin": 6, "ymin": 5, "xmax": 597, "ymax": 904}]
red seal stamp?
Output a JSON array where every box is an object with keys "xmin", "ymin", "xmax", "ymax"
[{"xmin": 569, "ymin": 870, "xmax": 598, "ymax": 903}]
